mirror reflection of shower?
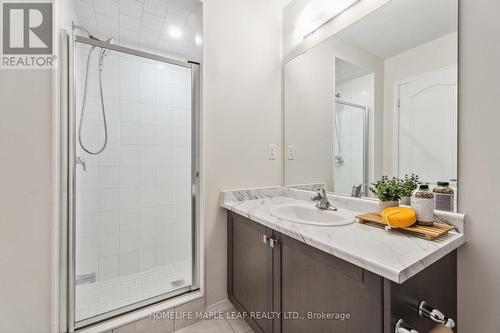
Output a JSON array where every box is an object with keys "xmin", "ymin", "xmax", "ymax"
[
  {"xmin": 74, "ymin": 23, "xmax": 115, "ymax": 155},
  {"xmin": 334, "ymin": 98, "xmax": 369, "ymax": 196},
  {"xmin": 334, "ymin": 93, "xmax": 344, "ymax": 167},
  {"xmin": 334, "ymin": 58, "xmax": 373, "ymax": 196}
]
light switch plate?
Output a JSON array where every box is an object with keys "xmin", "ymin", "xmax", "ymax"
[
  {"xmin": 287, "ymin": 145, "xmax": 295, "ymax": 160},
  {"xmin": 268, "ymin": 144, "xmax": 277, "ymax": 160}
]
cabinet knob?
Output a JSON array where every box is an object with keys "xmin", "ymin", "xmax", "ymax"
[
  {"xmin": 269, "ymin": 238, "xmax": 279, "ymax": 248},
  {"xmin": 263, "ymin": 235, "xmax": 269, "ymax": 244}
]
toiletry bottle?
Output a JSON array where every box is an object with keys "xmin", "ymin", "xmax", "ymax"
[
  {"xmin": 433, "ymin": 181, "xmax": 454, "ymax": 212},
  {"xmin": 411, "ymin": 184, "xmax": 435, "ymax": 226}
]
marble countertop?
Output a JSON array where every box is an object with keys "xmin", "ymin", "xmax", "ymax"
[{"xmin": 221, "ymin": 187, "xmax": 466, "ymax": 284}]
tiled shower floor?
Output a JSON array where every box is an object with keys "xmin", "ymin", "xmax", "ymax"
[{"xmin": 76, "ymin": 260, "xmax": 191, "ymax": 321}]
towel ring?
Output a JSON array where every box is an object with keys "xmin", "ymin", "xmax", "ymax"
[
  {"xmin": 395, "ymin": 319, "xmax": 419, "ymax": 333},
  {"xmin": 418, "ymin": 301, "xmax": 456, "ymax": 328}
]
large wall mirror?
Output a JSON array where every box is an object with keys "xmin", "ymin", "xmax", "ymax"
[{"xmin": 284, "ymin": 0, "xmax": 458, "ymax": 205}]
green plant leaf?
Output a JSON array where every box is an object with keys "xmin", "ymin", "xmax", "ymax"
[{"xmin": 369, "ymin": 174, "xmax": 420, "ymax": 201}]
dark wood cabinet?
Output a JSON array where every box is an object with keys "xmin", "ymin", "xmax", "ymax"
[
  {"xmin": 227, "ymin": 212, "xmax": 457, "ymax": 333},
  {"xmin": 278, "ymin": 233, "xmax": 383, "ymax": 333},
  {"xmin": 228, "ymin": 212, "xmax": 274, "ymax": 333}
]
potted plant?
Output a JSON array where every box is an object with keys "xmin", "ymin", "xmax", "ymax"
[
  {"xmin": 399, "ymin": 174, "xmax": 419, "ymax": 205},
  {"xmin": 369, "ymin": 176, "xmax": 401, "ymax": 212}
]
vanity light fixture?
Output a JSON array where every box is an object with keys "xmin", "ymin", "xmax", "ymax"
[
  {"xmin": 168, "ymin": 25, "xmax": 183, "ymax": 39},
  {"xmin": 295, "ymin": 0, "xmax": 360, "ymax": 38}
]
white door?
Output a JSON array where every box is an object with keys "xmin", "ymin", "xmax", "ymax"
[{"xmin": 396, "ymin": 66, "xmax": 457, "ymax": 184}]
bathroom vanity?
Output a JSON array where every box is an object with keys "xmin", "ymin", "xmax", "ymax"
[
  {"xmin": 223, "ymin": 188, "xmax": 465, "ymax": 333},
  {"xmin": 226, "ymin": 1, "xmax": 463, "ymax": 331}
]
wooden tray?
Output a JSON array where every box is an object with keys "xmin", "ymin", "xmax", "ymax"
[{"xmin": 356, "ymin": 212, "xmax": 454, "ymax": 240}]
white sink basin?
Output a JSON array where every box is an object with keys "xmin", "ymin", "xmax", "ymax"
[{"xmin": 268, "ymin": 203, "xmax": 354, "ymax": 226}]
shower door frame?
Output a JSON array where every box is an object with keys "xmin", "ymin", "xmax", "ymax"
[
  {"xmin": 64, "ymin": 33, "xmax": 202, "ymax": 331},
  {"xmin": 334, "ymin": 98, "xmax": 369, "ymax": 196}
]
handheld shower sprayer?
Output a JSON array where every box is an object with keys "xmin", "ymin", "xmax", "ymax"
[
  {"xmin": 99, "ymin": 37, "xmax": 114, "ymax": 70},
  {"xmin": 73, "ymin": 23, "xmax": 115, "ymax": 155}
]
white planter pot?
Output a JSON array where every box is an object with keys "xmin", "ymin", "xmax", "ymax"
[
  {"xmin": 400, "ymin": 196, "xmax": 411, "ymax": 206},
  {"xmin": 379, "ymin": 200, "xmax": 399, "ymax": 213}
]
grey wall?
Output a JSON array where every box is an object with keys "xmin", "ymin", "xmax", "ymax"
[
  {"xmin": 457, "ymin": 0, "xmax": 500, "ymax": 331},
  {"xmin": 0, "ymin": 70, "xmax": 53, "ymax": 332}
]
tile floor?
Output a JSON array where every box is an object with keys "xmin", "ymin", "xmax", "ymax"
[
  {"xmin": 175, "ymin": 308, "xmax": 254, "ymax": 333},
  {"xmin": 76, "ymin": 260, "xmax": 191, "ymax": 321}
]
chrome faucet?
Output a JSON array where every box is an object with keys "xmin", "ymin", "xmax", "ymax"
[
  {"xmin": 311, "ymin": 189, "xmax": 337, "ymax": 211},
  {"xmin": 351, "ymin": 184, "xmax": 363, "ymax": 198}
]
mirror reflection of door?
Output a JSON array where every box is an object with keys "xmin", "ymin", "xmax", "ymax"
[{"xmin": 395, "ymin": 66, "xmax": 457, "ymax": 184}]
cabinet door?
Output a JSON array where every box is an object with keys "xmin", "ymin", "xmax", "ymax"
[
  {"xmin": 278, "ymin": 233, "xmax": 383, "ymax": 333},
  {"xmin": 228, "ymin": 212, "xmax": 274, "ymax": 333}
]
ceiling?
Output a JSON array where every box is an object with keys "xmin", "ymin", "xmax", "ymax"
[
  {"xmin": 335, "ymin": 58, "xmax": 371, "ymax": 83},
  {"xmin": 72, "ymin": 0, "xmax": 203, "ymax": 62},
  {"xmin": 335, "ymin": 0, "xmax": 457, "ymax": 59}
]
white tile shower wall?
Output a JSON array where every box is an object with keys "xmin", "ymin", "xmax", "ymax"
[
  {"xmin": 75, "ymin": 44, "xmax": 192, "ymax": 282},
  {"xmin": 335, "ymin": 73, "xmax": 374, "ymax": 194}
]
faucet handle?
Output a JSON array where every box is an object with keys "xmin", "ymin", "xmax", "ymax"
[{"xmin": 76, "ymin": 156, "xmax": 87, "ymax": 171}]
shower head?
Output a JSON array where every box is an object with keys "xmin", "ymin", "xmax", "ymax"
[
  {"xmin": 98, "ymin": 37, "xmax": 115, "ymax": 66},
  {"xmin": 101, "ymin": 37, "xmax": 115, "ymax": 57},
  {"xmin": 73, "ymin": 23, "xmax": 97, "ymax": 40}
]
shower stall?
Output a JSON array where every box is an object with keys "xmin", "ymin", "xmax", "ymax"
[
  {"xmin": 333, "ymin": 99, "xmax": 368, "ymax": 196},
  {"xmin": 61, "ymin": 31, "xmax": 201, "ymax": 331}
]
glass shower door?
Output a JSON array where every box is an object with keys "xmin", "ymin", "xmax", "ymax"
[{"xmin": 71, "ymin": 38, "xmax": 198, "ymax": 327}]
